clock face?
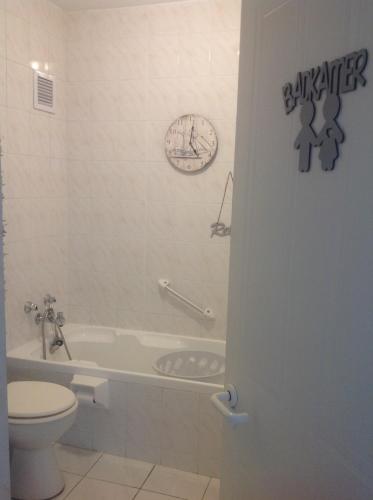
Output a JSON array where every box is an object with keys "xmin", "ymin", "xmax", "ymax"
[{"xmin": 165, "ymin": 115, "xmax": 218, "ymax": 172}]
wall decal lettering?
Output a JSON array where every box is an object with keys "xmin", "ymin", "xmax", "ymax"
[{"xmin": 283, "ymin": 49, "xmax": 368, "ymax": 172}]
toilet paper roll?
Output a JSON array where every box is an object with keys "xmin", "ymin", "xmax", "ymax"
[{"xmin": 75, "ymin": 391, "xmax": 95, "ymax": 406}]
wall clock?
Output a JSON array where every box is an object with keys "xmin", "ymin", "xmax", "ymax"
[{"xmin": 165, "ymin": 114, "xmax": 218, "ymax": 172}]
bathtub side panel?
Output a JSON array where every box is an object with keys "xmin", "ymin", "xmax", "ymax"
[{"xmin": 7, "ymin": 365, "xmax": 222, "ymax": 476}]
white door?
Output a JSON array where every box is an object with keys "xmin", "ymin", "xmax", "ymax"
[{"xmin": 219, "ymin": 0, "xmax": 373, "ymax": 498}]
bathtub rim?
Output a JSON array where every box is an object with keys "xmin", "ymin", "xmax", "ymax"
[{"xmin": 7, "ymin": 324, "xmax": 225, "ymax": 393}]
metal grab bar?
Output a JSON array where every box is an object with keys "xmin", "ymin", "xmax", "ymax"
[
  {"xmin": 210, "ymin": 385, "xmax": 249, "ymax": 427},
  {"xmin": 158, "ymin": 279, "xmax": 214, "ymax": 319}
]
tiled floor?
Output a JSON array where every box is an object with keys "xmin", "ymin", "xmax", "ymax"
[{"xmin": 54, "ymin": 444, "xmax": 220, "ymax": 500}]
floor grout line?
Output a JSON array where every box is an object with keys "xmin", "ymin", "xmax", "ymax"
[
  {"xmin": 132, "ymin": 463, "xmax": 156, "ymax": 498},
  {"xmin": 84, "ymin": 449, "xmax": 104, "ymax": 474},
  {"xmin": 201, "ymin": 477, "xmax": 212, "ymax": 500},
  {"xmin": 139, "ymin": 487, "xmax": 188, "ymax": 499},
  {"xmin": 63, "ymin": 473, "xmax": 85, "ymax": 500}
]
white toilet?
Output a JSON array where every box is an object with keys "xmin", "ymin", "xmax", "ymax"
[{"xmin": 8, "ymin": 381, "xmax": 78, "ymax": 500}]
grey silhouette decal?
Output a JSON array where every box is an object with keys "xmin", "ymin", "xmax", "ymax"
[
  {"xmin": 294, "ymin": 100, "xmax": 318, "ymax": 172},
  {"xmin": 283, "ymin": 48, "xmax": 368, "ymax": 172},
  {"xmin": 316, "ymin": 94, "xmax": 344, "ymax": 171}
]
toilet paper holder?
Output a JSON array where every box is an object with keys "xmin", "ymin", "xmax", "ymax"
[{"xmin": 71, "ymin": 375, "xmax": 109, "ymax": 409}]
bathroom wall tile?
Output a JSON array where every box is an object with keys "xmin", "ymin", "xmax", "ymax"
[
  {"xmin": 147, "ymin": 163, "xmax": 205, "ymax": 204},
  {"xmin": 118, "ymin": 6, "xmax": 148, "ymax": 37},
  {"xmin": 0, "ymin": 57, "xmax": 5, "ymax": 108},
  {"xmin": 49, "ymin": 34, "xmax": 67, "ymax": 79},
  {"xmin": 92, "ymin": 408, "xmax": 126, "ymax": 456},
  {"xmin": 182, "ymin": 0, "xmax": 211, "ymax": 35},
  {"xmin": 6, "ymin": 60, "xmax": 31, "ymax": 110},
  {"xmin": 48, "ymin": 1, "xmax": 67, "ymax": 39},
  {"xmin": 117, "ymin": 121, "xmax": 147, "ymax": 161},
  {"xmin": 29, "ymin": 112, "xmax": 50, "ymax": 157},
  {"xmin": 118, "ymin": 36, "xmax": 149, "ymax": 80},
  {"xmin": 50, "ymin": 118, "xmax": 67, "ymax": 159},
  {"xmin": 126, "ymin": 443, "xmax": 161, "ymax": 466},
  {"xmin": 29, "ymin": 24, "xmax": 48, "ymax": 71},
  {"xmin": 67, "ymin": 160, "xmax": 92, "ymax": 198},
  {"xmin": 119, "ymin": 80, "xmax": 148, "ymax": 122},
  {"xmin": 89, "ymin": 40, "xmax": 120, "ymax": 82},
  {"xmin": 210, "ymin": 0, "xmax": 242, "ymax": 32},
  {"xmin": 149, "ymin": 35, "xmax": 179, "ymax": 78},
  {"xmin": 28, "ymin": 0, "xmax": 51, "ymax": 32},
  {"xmin": 2, "ymin": 154, "xmax": 30, "ymax": 199},
  {"xmin": 0, "ymin": 10, "xmax": 4, "ymax": 59},
  {"xmin": 90, "ymin": 121, "xmax": 118, "ymax": 161},
  {"xmin": 6, "ymin": 108, "xmax": 29, "ymax": 155},
  {"xmin": 4, "ymin": 0, "xmax": 69, "ymax": 351},
  {"xmin": 5, "ymin": 0, "xmax": 30, "ymax": 20},
  {"xmin": 89, "ymin": 8, "xmax": 122, "ymax": 43},
  {"xmin": 66, "ymin": 82, "xmax": 91, "ymax": 121},
  {"xmin": 63, "ymin": 0, "xmax": 239, "ymax": 343},
  {"xmin": 6, "ymin": 13, "xmax": 29, "ymax": 65},
  {"xmin": 67, "ymin": 120, "xmax": 91, "ymax": 160},
  {"xmin": 66, "ymin": 11, "xmax": 91, "ymax": 44},
  {"xmin": 148, "ymin": 79, "xmax": 180, "ymax": 122},
  {"xmin": 210, "ymin": 31, "xmax": 240, "ymax": 77},
  {"xmin": 160, "ymin": 450, "xmax": 198, "ymax": 474},
  {"xmin": 116, "ymin": 162, "xmax": 147, "ymax": 201},
  {"xmin": 90, "ymin": 81, "xmax": 119, "ymax": 122},
  {"xmin": 66, "ymin": 40, "xmax": 91, "ymax": 82},
  {"xmin": 179, "ymin": 34, "xmax": 211, "ymax": 78},
  {"xmin": 148, "ymin": 3, "xmax": 185, "ymax": 35}
]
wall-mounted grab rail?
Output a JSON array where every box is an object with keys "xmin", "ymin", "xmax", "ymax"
[{"xmin": 158, "ymin": 279, "xmax": 214, "ymax": 319}]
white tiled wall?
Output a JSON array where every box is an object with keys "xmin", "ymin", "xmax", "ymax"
[
  {"xmin": 66, "ymin": 0, "xmax": 240, "ymax": 339},
  {"xmin": 0, "ymin": 0, "xmax": 68, "ymax": 350},
  {"xmin": 1, "ymin": 0, "xmax": 240, "ymax": 349}
]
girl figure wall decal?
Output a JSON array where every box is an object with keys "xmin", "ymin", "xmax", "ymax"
[{"xmin": 316, "ymin": 93, "xmax": 345, "ymax": 171}]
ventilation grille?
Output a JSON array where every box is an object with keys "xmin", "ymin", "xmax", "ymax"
[{"xmin": 33, "ymin": 71, "xmax": 55, "ymax": 114}]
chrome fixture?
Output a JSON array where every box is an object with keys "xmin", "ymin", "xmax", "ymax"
[
  {"xmin": 24, "ymin": 294, "xmax": 72, "ymax": 361},
  {"xmin": 158, "ymin": 279, "xmax": 214, "ymax": 319}
]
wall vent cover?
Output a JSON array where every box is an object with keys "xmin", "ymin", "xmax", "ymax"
[{"xmin": 33, "ymin": 71, "xmax": 55, "ymax": 114}]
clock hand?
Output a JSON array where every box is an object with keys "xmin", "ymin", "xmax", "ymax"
[{"xmin": 189, "ymin": 125, "xmax": 199, "ymax": 157}]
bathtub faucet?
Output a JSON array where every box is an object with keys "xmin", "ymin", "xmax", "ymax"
[{"xmin": 24, "ymin": 295, "xmax": 72, "ymax": 361}]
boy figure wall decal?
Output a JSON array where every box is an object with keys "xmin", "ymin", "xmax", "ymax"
[
  {"xmin": 294, "ymin": 100, "xmax": 318, "ymax": 172},
  {"xmin": 316, "ymin": 93, "xmax": 344, "ymax": 171}
]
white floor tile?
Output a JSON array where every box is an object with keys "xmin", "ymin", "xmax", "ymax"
[
  {"xmin": 88, "ymin": 453, "xmax": 154, "ymax": 487},
  {"xmin": 54, "ymin": 473, "xmax": 82, "ymax": 500},
  {"xmin": 203, "ymin": 479, "xmax": 220, "ymax": 500},
  {"xmin": 65, "ymin": 477, "xmax": 137, "ymax": 500},
  {"xmin": 136, "ymin": 490, "xmax": 185, "ymax": 500},
  {"xmin": 55, "ymin": 443, "xmax": 102, "ymax": 475},
  {"xmin": 143, "ymin": 465, "xmax": 209, "ymax": 500}
]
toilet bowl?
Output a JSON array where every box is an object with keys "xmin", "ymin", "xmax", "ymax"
[{"xmin": 8, "ymin": 381, "xmax": 78, "ymax": 500}]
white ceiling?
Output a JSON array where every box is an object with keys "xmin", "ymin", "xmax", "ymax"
[{"xmin": 51, "ymin": 0, "xmax": 182, "ymax": 10}]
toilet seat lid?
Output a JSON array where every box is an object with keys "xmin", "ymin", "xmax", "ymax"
[{"xmin": 8, "ymin": 381, "xmax": 77, "ymax": 419}]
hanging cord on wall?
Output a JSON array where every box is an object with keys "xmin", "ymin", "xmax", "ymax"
[{"xmin": 210, "ymin": 171, "xmax": 233, "ymax": 238}]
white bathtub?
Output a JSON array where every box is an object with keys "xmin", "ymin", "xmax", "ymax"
[
  {"xmin": 7, "ymin": 323, "xmax": 225, "ymax": 390},
  {"xmin": 7, "ymin": 324, "xmax": 225, "ymax": 476}
]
